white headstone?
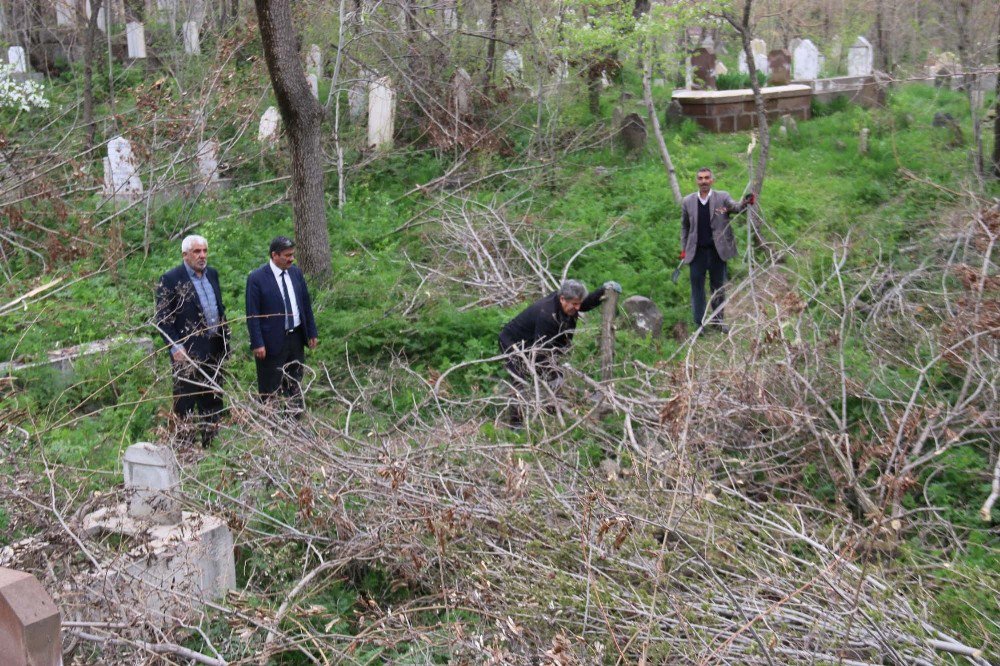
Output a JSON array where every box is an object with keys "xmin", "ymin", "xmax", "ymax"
[
  {"xmin": 792, "ymin": 39, "xmax": 820, "ymax": 81},
  {"xmin": 196, "ymin": 139, "xmax": 219, "ymax": 183},
  {"xmin": 713, "ymin": 61, "xmax": 728, "ymax": 77},
  {"xmin": 157, "ymin": 0, "xmax": 176, "ymax": 10},
  {"xmin": 847, "ymin": 36, "xmax": 873, "ymax": 76},
  {"xmin": 126, "ymin": 22, "xmax": 147, "ymax": 59},
  {"xmin": 737, "ymin": 50, "xmax": 748, "ymax": 74},
  {"xmin": 738, "ymin": 49, "xmax": 767, "ymax": 76},
  {"xmin": 750, "ymin": 38, "xmax": 767, "ymax": 59},
  {"xmin": 55, "ymin": 0, "xmax": 74, "ymax": 26},
  {"xmin": 367, "ymin": 76, "xmax": 395, "ymax": 149},
  {"xmin": 183, "ymin": 20, "xmax": 200, "ymax": 54},
  {"xmin": 753, "ymin": 51, "xmax": 769, "ymax": 75},
  {"xmin": 501, "ymin": 49, "xmax": 522, "ymax": 77},
  {"xmin": 258, "ymin": 106, "xmax": 280, "ymax": 143},
  {"xmin": 306, "ymin": 44, "xmax": 321, "ymax": 77},
  {"xmin": 103, "ymin": 136, "xmax": 144, "ymax": 202},
  {"xmin": 451, "ymin": 67, "xmax": 472, "ymax": 117},
  {"xmin": 442, "ymin": 0, "xmax": 457, "ymax": 30},
  {"xmin": 123, "ymin": 442, "xmax": 180, "ymax": 524},
  {"xmin": 788, "ymin": 38, "xmax": 802, "ymax": 55},
  {"xmin": 306, "ymin": 73, "xmax": 319, "ymax": 99},
  {"xmin": 7, "ymin": 47, "xmax": 26, "ymax": 74},
  {"xmin": 96, "ymin": 6, "xmax": 106, "ymax": 31}
]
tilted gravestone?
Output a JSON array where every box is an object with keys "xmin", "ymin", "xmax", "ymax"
[
  {"xmin": 792, "ymin": 39, "xmax": 820, "ymax": 81},
  {"xmin": 450, "ymin": 67, "xmax": 472, "ymax": 118},
  {"xmin": 847, "ymin": 36, "xmax": 873, "ymax": 76},
  {"xmin": 123, "ymin": 442, "xmax": 181, "ymax": 525},
  {"xmin": 103, "ymin": 136, "xmax": 144, "ymax": 203},
  {"xmin": 367, "ymin": 76, "xmax": 395, "ymax": 149},
  {"xmin": 768, "ymin": 49, "xmax": 791, "ymax": 85},
  {"xmin": 125, "ymin": 22, "xmax": 147, "ymax": 59},
  {"xmin": 0, "ymin": 568, "xmax": 62, "ymax": 666},
  {"xmin": 622, "ymin": 296, "xmax": 663, "ymax": 339},
  {"xmin": 183, "ymin": 21, "xmax": 200, "ymax": 55},
  {"xmin": 258, "ymin": 106, "xmax": 280, "ymax": 144}
]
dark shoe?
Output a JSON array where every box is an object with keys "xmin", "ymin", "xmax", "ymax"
[{"xmin": 714, "ymin": 323, "xmax": 730, "ymax": 334}]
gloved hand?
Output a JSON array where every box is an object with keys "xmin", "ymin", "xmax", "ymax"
[
  {"xmin": 604, "ymin": 280, "xmax": 622, "ymax": 294},
  {"xmin": 743, "ymin": 192, "xmax": 757, "ymax": 206}
]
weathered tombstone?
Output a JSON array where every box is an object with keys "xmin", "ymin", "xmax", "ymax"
[
  {"xmin": 664, "ymin": 99, "xmax": 684, "ymax": 127},
  {"xmin": 690, "ymin": 47, "xmax": 716, "ymax": 90},
  {"xmin": 196, "ymin": 139, "xmax": 219, "ymax": 185},
  {"xmin": 768, "ymin": 49, "xmax": 791, "ymax": 85},
  {"xmin": 858, "ymin": 127, "xmax": 869, "ymax": 155},
  {"xmin": 0, "ymin": 568, "xmax": 62, "ymax": 666},
  {"xmin": 788, "ymin": 37, "xmax": 802, "ymax": 55},
  {"xmin": 306, "ymin": 73, "xmax": 319, "ymax": 99},
  {"xmin": 713, "ymin": 61, "xmax": 728, "ymax": 77},
  {"xmin": 619, "ymin": 113, "xmax": 646, "ymax": 153},
  {"xmin": 847, "ymin": 36, "xmax": 873, "ymax": 76},
  {"xmin": 792, "ymin": 39, "xmax": 820, "ymax": 81},
  {"xmin": 348, "ymin": 75, "xmax": 368, "ymax": 123},
  {"xmin": 7, "ymin": 47, "xmax": 27, "ymax": 74},
  {"xmin": 367, "ymin": 76, "xmax": 395, "ymax": 149},
  {"xmin": 501, "ymin": 49, "xmax": 522, "ymax": 77},
  {"xmin": 738, "ymin": 49, "xmax": 768, "ymax": 77},
  {"xmin": 182, "ymin": 20, "xmax": 200, "ymax": 54},
  {"xmin": 780, "ymin": 113, "xmax": 798, "ymax": 135},
  {"xmin": 55, "ymin": 0, "xmax": 74, "ymax": 26},
  {"xmin": 306, "ymin": 44, "xmax": 321, "ymax": 77},
  {"xmin": 123, "ymin": 442, "xmax": 181, "ymax": 525},
  {"xmin": 103, "ymin": 136, "xmax": 144, "ymax": 202},
  {"xmin": 126, "ymin": 22, "xmax": 147, "ymax": 59},
  {"xmin": 750, "ymin": 38, "xmax": 766, "ymax": 60},
  {"xmin": 737, "ymin": 50, "xmax": 748, "ymax": 74},
  {"xmin": 258, "ymin": 107, "xmax": 280, "ymax": 143},
  {"xmin": 442, "ymin": 0, "xmax": 457, "ymax": 30},
  {"xmin": 621, "ymin": 296, "xmax": 663, "ymax": 339},
  {"xmin": 95, "ymin": 6, "xmax": 106, "ymax": 31},
  {"xmin": 778, "ymin": 125, "xmax": 788, "ymax": 140},
  {"xmin": 450, "ymin": 67, "xmax": 472, "ymax": 117}
]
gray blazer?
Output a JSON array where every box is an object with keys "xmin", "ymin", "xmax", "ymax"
[{"xmin": 680, "ymin": 189, "xmax": 748, "ymax": 263}]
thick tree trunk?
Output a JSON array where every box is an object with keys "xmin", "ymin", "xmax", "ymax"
[
  {"xmin": 482, "ymin": 0, "xmax": 499, "ymax": 91},
  {"xmin": 253, "ymin": 0, "xmax": 331, "ymax": 278},
  {"xmin": 587, "ymin": 65, "xmax": 601, "ymax": 117}
]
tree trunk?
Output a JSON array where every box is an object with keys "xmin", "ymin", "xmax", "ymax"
[
  {"xmin": 82, "ymin": 0, "xmax": 104, "ymax": 152},
  {"xmin": 642, "ymin": 55, "xmax": 681, "ymax": 206},
  {"xmin": 587, "ymin": 65, "xmax": 601, "ymax": 117},
  {"xmin": 874, "ymin": 0, "xmax": 889, "ymax": 71},
  {"xmin": 600, "ymin": 289, "xmax": 618, "ymax": 383},
  {"xmin": 482, "ymin": 0, "xmax": 499, "ymax": 91},
  {"xmin": 253, "ymin": 0, "xmax": 331, "ymax": 279},
  {"xmin": 993, "ymin": 28, "xmax": 1000, "ymax": 178}
]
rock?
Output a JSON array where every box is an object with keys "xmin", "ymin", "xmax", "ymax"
[{"xmin": 621, "ymin": 295, "xmax": 663, "ymax": 338}]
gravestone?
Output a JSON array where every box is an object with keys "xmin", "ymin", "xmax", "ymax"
[
  {"xmin": 55, "ymin": 0, "xmax": 74, "ymax": 26},
  {"xmin": 307, "ymin": 73, "xmax": 318, "ymax": 99},
  {"xmin": 619, "ymin": 113, "xmax": 646, "ymax": 153},
  {"xmin": 0, "ymin": 568, "xmax": 62, "ymax": 666},
  {"xmin": 713, "ymin": 61, "xmax": 727, "ymax": 77},
  {"xmin": 183, "ymin": 20, "xmax": 199, "ymax": 54},
  {"xmin": 768, "ymin": 49, "xmax": 791, "ymax": 85},
  {"xmin": 750, "ymin": 38, "xmax": 768, "ymax": 74},
  {"xmin": 123, "ymin": 442, "xmax": 181, "ymax": 524},
  {"xmin": 195, "ymin": 139, "xmax": 219, "ymax": 185},
  {"xmin": 442, "ymin": 0, "xmax": 457, "ymax": 30},
  {"xmin": 306, "ymin": 44, "xmax": 321, "ymax": 77},
  {"xmin": 258, "ymin": 106, "xmax": 280, "ymax": 143},
  {"xmin": 858, "ymin": 127, "xmax": 869, "ymax": 155},
  {"xmin": 792, "ymin": 39, "xmax": 820, "ymax": 81},
  {"xmin": 126, "ymin": 22, "xmax": 147, "ymax": 59},
  {"xmin": 847, "ymin": 36, "xmax": 873, "ymax": 76},
  {"xmin": 501, "ymin": 49, "xmax": 522, "ymax": 77},
  {"xmin": 96, "ymin": 6, "xmax": 106, "ymax": 31},
  {"xmin": 737, "ymin": 50, "xmax": 748, "ymax": 74},
  {"xmin": 7, "ymin": 47, "xmax": 27, "ymax": 74},
  {"xmin": 780, "ymin": 113, "xmax": 798, "ymax": 135},
  {"xmin": 367, "ymin": 76, "xmax": 395, "ymax": 149},
  {"xmin": 689, "ymin": 47, "xmax": 716, "ymax": 90},
  {"xmin": 664, "ymin": 99, "xmax": 684, "ymax": 127},
  {"xmin": 788, "ymin": 37, "xmax": 801, "ymax": 55},
  {"xmin": 738, "ymin": 49, "xmax": 768, "ymax": 76},
  {"xmin": 103, "ymin": 136, "xmax": 144, "ymax": 202},
  {"xmin": 450, "ymin": 67, "xmax": 472, "ymax": 117},
  {"xmin": 348, "ymin": 75, "xmax": 368, "ymax": 123},
  {"xmin": 621, "ymin": 296, "xmax": 663, "ymax": 339}
]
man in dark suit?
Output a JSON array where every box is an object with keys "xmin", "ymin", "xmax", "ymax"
[
  {"xmin": 245, "ymin": 236, "xmax": 318, "ymax": 409},
  {"xmin": 155, "ymin": 234, "xmax": 230, "ymax": 446},
  {"xmin": 680, "ymin": 168, "xmax": 755, "ymax": 333}
]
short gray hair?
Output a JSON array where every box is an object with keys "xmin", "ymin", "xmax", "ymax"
[
  {"xmin": 181, "ymin": 235, "xmax": 208, "ymax": 253},
  {"xmin": 558, "ymin": 279, "xmax": 587, "ymax": 300}
]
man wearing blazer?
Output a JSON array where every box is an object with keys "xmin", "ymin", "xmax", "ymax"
[
  {"xmin": 155, "ymin": 234, "xmax": 230, "ymax": 446},
  {"xmin": 245, "ymin": 236, "xmax": 318, "ymax": 409},
  {"xmin": 680, "ymin": 168, "xmax": 755, "ymax": 333}
]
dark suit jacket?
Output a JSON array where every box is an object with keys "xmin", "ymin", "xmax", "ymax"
[
  {"xmin": 155, "ymin": 264, "xmax": 229, "ymax": 360},
  {"xmin": 245, "ymin": 263, "xmax": 318, "ymax": 355},
  {"xmin": 498, "ymin": 288, "xmax": 606, "ymax": 355},
  {"xmin": 680, "ymin": 189, "xmax": 748, "ymax": 263}
]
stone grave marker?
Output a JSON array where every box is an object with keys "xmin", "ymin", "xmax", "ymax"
[
  {"xmin": 738, "ymin": 50, "xmax": 748, "ymax": 74},
  {"xmin": 622, "ymin": 296, "xmax": 663, "ymax": 339},
  {"xmin": 793, "ymin": 39, "xmax": 820, "ymax": 81},
  {"xmin": 619, "ymin": 113, "xmax": 647, "ymax": 153},
  {"xmin": 7, "ymin": 46, "xmax": 27, "ymax": 74},
  {"xmin": 55, "ymin": 0, "xmax": 74, "ymax": 26},
  {"xmin": 258, "ymin": 106, "xmax": 280, "ymax": 143},
  {"xmin": 307, "ymin": 73, "xmax": 319, "ymax": 99},
  {"xmin": 501, "ymin": 49, "xmax": 522, "ymax": 77},
  {"xmin": 0, "ymin": 568, "xmax": 62, "ymax": 666},
  {"xmin": 847, "ymin": 35, "xmax": 873, "ymax": 76},
  {"xmin": 858, "ymin": 127, "xmax": 869, "ymax": 155},
  {"xmin": 196, "ymin": 139, "xmax": 219, "ymax": 185},
  {"xmin": 442, "ymin": 0, "xmax": 457, "ymax": 30},
  {"xmin": 367, "ymin": 76, "xmax": 395, "ymax": 149},
  {"xmin": 768, "ymin": 49, "xmax": 791, "ymax": 85},
  {"xmin": 96, "ymin": 6, "xmax": 106, "ymax": 31},
  {"xmin": 123, "ymin": 442, "xmax": 181, "ymax": 524},
  {"xmin": 713, "ymin": 61, "xmax": 728, "ymax": 77},
  {"xmin": 306, "ymin": 44, "xmax": 321, "ymax": 77},
  {"xmin": 103, "ymin": 136, "xmax": 144, "ymax": 202},
  {"xmin": 126, "ymin": 22, "xmax": 147, "ymax": 59},
  {"xmin": 451, "ymin": 67, "xmax": 472, "ymax": 117},
  {"xmin": 183, "ymin": 20, "xmax": 200, "ymax": 54},
  {"xmin": 348, "ymin": 75, "xmax": 368, "ymax": 123},
  {"xmin": 690, "ymin": 47, "xmax": 716, "ymax": 90},
  {"xmin": 788, "ymin": 37, "xmax": 802, "ymax": 55}
]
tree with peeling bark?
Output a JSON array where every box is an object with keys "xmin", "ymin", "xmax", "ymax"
[{"xmin": 253, "ymin": 0, "xmax": 332, "ymax": 279}]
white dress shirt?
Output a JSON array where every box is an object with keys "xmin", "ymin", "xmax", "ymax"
[
  {"xmin": 697, "ymin": 189, "xmax": 713, "ymax": 206},
  {"xmin": 269, "ymin": 260, "xmax": 301, "ymax": 328}
]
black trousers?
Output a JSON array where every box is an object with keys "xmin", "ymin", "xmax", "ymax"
[
  {"xmin": 498, "ymin": 336, "xmax": 562, "ymax": 425},
  {"xmin": 173, "ymin": 336, "xmax": 226, "ymax": 433},
  {"xmin": 689, "ymin": 244, "xmax": 728, "ymax": 327},
  {"xmin": 256, "ymin": 327, "xmax": 306, "ymax": 407}
]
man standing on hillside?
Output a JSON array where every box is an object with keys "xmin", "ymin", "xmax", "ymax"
[
  {"xmin": 498, "ymin": 279, "xmax": 621, "ymax": 427},
  {"xmin": 155, "ymin": 234, "xmax": 230, "ymax": 447},
  {"xmin": 246, "ymin": 236, "xmax": 318, "ymax": 411},
  {"xmin": 680, "ymin": 167, "xmax": 755, "ymax": 333}
]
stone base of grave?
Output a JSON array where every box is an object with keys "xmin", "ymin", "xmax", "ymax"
[
  {"xmin": 83, "ymin": 505, "xmax": 236, "ymax": 622},
  {"xmin": 0, "ymin": 336, "xmax": 154, "ymax": 378},
  {"xmin": 671, "ymin": 84, "xmax": 812, "ymax": 133},
  {"xmin": 9, "ymin": 72, "xmax": 44, "ymax": 83},
  {"xmin": 805, "ymin": 75, "xmax": 884, "ymax": 108}
]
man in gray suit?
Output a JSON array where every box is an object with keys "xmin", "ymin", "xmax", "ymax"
[{"xmin": 680, "ymin": 168, "xmax": 755, "ymax": 333}]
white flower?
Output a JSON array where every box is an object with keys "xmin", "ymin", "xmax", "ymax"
[{"xmin": 0, "ymin": 64, "xmax": 50, "ymax": 112}]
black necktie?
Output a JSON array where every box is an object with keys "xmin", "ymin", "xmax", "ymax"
[{"xmin": 279, "ymin": 270, "xmax": 294, "ymax": 331}]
